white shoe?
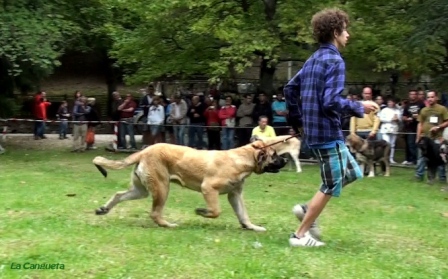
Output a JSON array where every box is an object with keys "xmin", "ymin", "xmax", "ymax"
[
  {"xmin": 289, "ymin": 232, "xmax": 325, "ymax": 247},
  {"xmin": 292, "ymin": 204, "xmax": 321, "ymax": 240},
  {"xmin": 390, "ymin": 160, "xmax": 397, "ymax": 164},
  {"xmin": 401, "ymin": 160, "xmax": 409, "ymax": 165}
]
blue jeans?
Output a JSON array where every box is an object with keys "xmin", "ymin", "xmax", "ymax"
[
  {"xmin": 59, "ymin": 120, "xmax": 68, "ymax": 137},
  {"xmin": 34, "ymin": 120, "xmax": 45, "ymax": 138},
  {"xmin": 188, "ymin": 124, "xmax": 205, "ymax": 148},
  {"xmin": 405, "ymin": 133, "xmax": 417, "ymax": 163},
  {"xmin": 119, "ymin": 120, "xmax": 137, "ymax": 149},
  {"xmin": 415, "ymin": 147, "xmax": 446, "ymax": 181},
  {"xmin": 173, "ymin": 124, "xmax": 186, "ymax": 145},
  {"xmin": 221, "ymin": 128, "xmax": 235, "ymax": 150}
]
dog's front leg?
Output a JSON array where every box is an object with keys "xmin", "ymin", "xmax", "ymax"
[
  {"xmin": 195, "ymin": 187, "xmax": 221, "ymax": 218},
  {"xmin": 227, "ymin": 187, "xmax": 266, "ymax": 232},
  {"xmin": 367, "ymin": 161, "xmax": 375, "ymax": 177}
]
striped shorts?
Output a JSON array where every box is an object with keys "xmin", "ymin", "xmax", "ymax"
[{"xmin": 311, "ymin": 141, "xmax": 363, "ymax": 197}]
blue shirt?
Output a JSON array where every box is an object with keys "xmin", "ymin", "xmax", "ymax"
[
  {"xmin": 272, "ymin": 101, "xmax": 287, "ymax": 123},
  {"xmin": 284, "ymin": 44, "xmax": 364, "ymax": 148}
]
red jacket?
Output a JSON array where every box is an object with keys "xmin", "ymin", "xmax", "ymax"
[
  {"xmin": 204, "ymin": 107, "xmax": 220, "ymax": 126},
  {"xmin": 36, "ymin": 102, "xmax": 51, "ymax": 120},
  {"xmin": 33, "ymin": 93, "xmax": 42, "ymax": 118},
  {"xmin": 218, "ymin": 105, "xmax": 236, "ymax": 127}
]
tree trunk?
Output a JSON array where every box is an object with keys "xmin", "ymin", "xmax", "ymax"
[
  {"xmin": 259, "ymin": 58, "xmax": 276, "ymax": 95},
  {"xmin": 0, "ymin": 58, "xmax": 15, "ymax": 97},
  {"xmin": 101, "ymin": 50, "xmax": 119, "ymax": 117}
]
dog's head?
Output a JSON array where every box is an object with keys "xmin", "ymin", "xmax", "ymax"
[
  {"xmin": 345, "ymin": 133, "xmax": 368, "ymax": 154},
  {"xmin": 417, "ymin": 137, "xmax": 431, "ymax": 157},
  {"xmin": 250, "ymin": 140, "xmax": 287, "ymax": 174}
]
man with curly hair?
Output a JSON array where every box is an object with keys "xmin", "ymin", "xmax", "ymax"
[{"xmin": 284, "ymin": 8, "xmax": 377, "ymax": 247}]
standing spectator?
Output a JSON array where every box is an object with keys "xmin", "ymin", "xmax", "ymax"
[
  {"xmin": 187, "ymin": 95, "xmax": 206, "ymax": 149},
  {"xmin": 271, "ymin": 92, "xmax": 288, "ymax": 135},
  {"xmin": 72, "ymin": 96, "xmax": 90, "ymax": 152},
  {"xmin": 204, "ymin": 99, "xmax": 221, "ymax": 150},
  {"xmin": 57, "ymin": 101, "xmax": 70, "ymax": 139},
  {"xmin": 401, "ymin": 90, "xmax": 425, "ymax": 165},
  {"xmin": 111, "ymin": 91, "xmax": 124, "ymax": 148},
  {"xmin": 145, "ymin": 95, "xmax": 165, "ymax": 145},
  {"xmin": 140, "ymin": 83, "xmax": 155, "ymax": 144},
  {"xmin": 36, "ymin": 92, "xmax": 51, "ymax": 140},
  {"xmin": 379, "ymin": 97, "xmax": 401, "ymax": 163},
  {"xmin": 218, "ymin": 96, "xmax": 236, "ymax": 150},
  {"xmin": 118, "ymin": 94, "xmax": 138, "ymax": 150},
  {"xmin": 236, "ymin": 94, "xmax": 255, "ymax": 146},
  {"xmin": 417, "ymin": 89, "xmax": 429, "ymax": 107},
  {"xmin": 33, "ymin": 91, "xmax": 43, "ymax": 139},
  {"xmin": 170, "ymin": 93, "xmax": 188, "ymax": 145},
  {"xmin": 251, "ymin": 116, "xmax": 276, "ymax": 138},
  {"xmin": 252, "ymin": 93, "xmax": 272, "ymax": 124},
  {"xmin": 85, "ymin": 98, "xmax": 100, "ymax": 150},
  {"xmin": 163, "ymin": 98, "xmax": 174, "ymax": 144},
  {"xmin": 415, "ymin": 91, "xmax": 448, "ymax": 183}
]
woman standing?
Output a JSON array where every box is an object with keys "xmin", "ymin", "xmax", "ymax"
[{"xmin": 379, "ymin": 97, "xmax": 402, "ymax": 164}]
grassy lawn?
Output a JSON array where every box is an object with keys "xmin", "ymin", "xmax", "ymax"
[{"xmin": 0, "ymin": 148, "xmax": 447, "ymax": 279}]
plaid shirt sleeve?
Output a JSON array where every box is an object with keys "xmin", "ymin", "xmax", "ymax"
[
  {"xmin": 323, "ymin": 61, "xmax": 364, "ymax": 118},
  {"xmin": 284, "ymin": 69, "xmax": 302, "ymax": 120}
]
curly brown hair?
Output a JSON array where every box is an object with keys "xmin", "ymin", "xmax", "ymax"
[{"xmin": 311, "ymin": 8, "xmax": 349, "ymax": 44}]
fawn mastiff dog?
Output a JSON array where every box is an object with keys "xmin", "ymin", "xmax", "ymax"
[
  {"xmin": 92, "ymin": 141, "xmax": 286, "ymax": 232},
  {"xmin": 345, "ymin": 133, "xmax": 391, "ymax": 177},
  {"xmin": 250, "ymin": 135, "xmax": 302, "ymax": 173}
]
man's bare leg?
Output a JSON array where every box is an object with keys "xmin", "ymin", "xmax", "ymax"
[{"xmin": 295, "ymin": 191, "xmax": 332, "ymax": 237}]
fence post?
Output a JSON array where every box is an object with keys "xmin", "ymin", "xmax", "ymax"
[
  {"xmin": 113, "ymin": 122, "xmax": 118, "ymax": 151},
  {"xmin": 2, "ymin": 126, "xmax": 7, "ymax": 141}
]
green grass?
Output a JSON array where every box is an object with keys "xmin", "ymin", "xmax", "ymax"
[{"xmin": 0, "ymin": 148, "xmax": 447, "ymax": 279}]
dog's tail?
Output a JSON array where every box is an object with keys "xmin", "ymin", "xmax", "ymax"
[{"xmin": 93, "ymin": 151, "xmax": 142, "ymax": 178}]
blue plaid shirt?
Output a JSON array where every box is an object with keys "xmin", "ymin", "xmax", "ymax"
[{"xmin": 284, "ymin": 44, "xmax": 364, "ymax": 148}]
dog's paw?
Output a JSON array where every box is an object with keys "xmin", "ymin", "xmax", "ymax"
[
  {"xmin": 95, "ymin": 206, "xmax": 109, "ymax": 215},
  {"xmin": 367, "ymin": 174, "xmax": 375, "ymax": 178},
  {"xmin": 241, "ymin": 223, "xmax": 266, "ymax": 232},
  {"xmin": 296, "ymin": 169, "xmax": 302, "ymax": 173},
  {"xmin": 195, "ymin": 208, "xmax": 208, "ymax": 216},
  {"xmin": 249, "ymin": 225, "xmax": 267, "ymax": 232}
]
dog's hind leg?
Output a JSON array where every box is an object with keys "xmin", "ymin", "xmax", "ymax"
[
  {"xmin": 227, "ymin": 187, "xmax": 266, "ymax": 232},
  {"xmin": 289, "ymin": 150, "xmax": 302, "ymax": 173},
  {"xmin": 95, "ymin": 173, "xmax": 149, "ymax": 215}
]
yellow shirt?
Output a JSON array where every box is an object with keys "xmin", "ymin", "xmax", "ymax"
[{"xmin": 251, "ymin": 125, "xmax": 276, "ymax": 137}]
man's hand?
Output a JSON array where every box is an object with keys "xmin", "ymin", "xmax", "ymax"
[
  {"xmin": 193, "ymin": 113, "xmax": 199, "ymax": 117},
  {"xmin": 288, "ymin": 118, "xmax": 303, "ymax": 134},
  {"xmin": 430, "ymin": 126, "xmax": 440, "ymax": 133},
  {"xmin": 368, "ymin": 132, "xmax": 376, "ymax": 139},
  {"xmin": 362, "ymin": 102, "xmax": 378, "ymax": 114}
]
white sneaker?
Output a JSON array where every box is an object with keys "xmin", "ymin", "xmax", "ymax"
[
  {"xmin": 292, "ymin": 204, "xmax": 321, "ymax": 240},
  {"xmin": 401, "ymin": 160, "xmax": 409, "ymax": 165},
  {"xmin": 390, "ymin": 160, "xmax": 397, "ymax": 164},
  {"xmin": 289, "ymin": 232, "xmax": 325, "ymax": 247}
]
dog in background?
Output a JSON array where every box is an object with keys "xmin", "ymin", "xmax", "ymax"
[
  {"xmin": 92, "ymin": 141, "xmax": 286, "ymax": 232},
  {"xmin": 418, "ymin": 136, "xmax": 446, "ymax": 184},
  {"xmin": 345, "ymin": 133, "xmax": 391, "ymax": 177},
  {"xmin": 250, "ymin": 135, "xmax": 302, "ymax": 173}
]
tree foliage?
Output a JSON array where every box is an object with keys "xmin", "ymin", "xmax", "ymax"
[{"xmin": 1, "ymin": 0, "xmax": 447, "ymax": 96}]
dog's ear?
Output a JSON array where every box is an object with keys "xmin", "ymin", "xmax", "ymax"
[
  {"xmin": 250, "ymin": 140, "xmax": 265, "ymax": 150},
  {"xmin": 257, "ymin": 149, "xmax": 268, "ymax": 169}
]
